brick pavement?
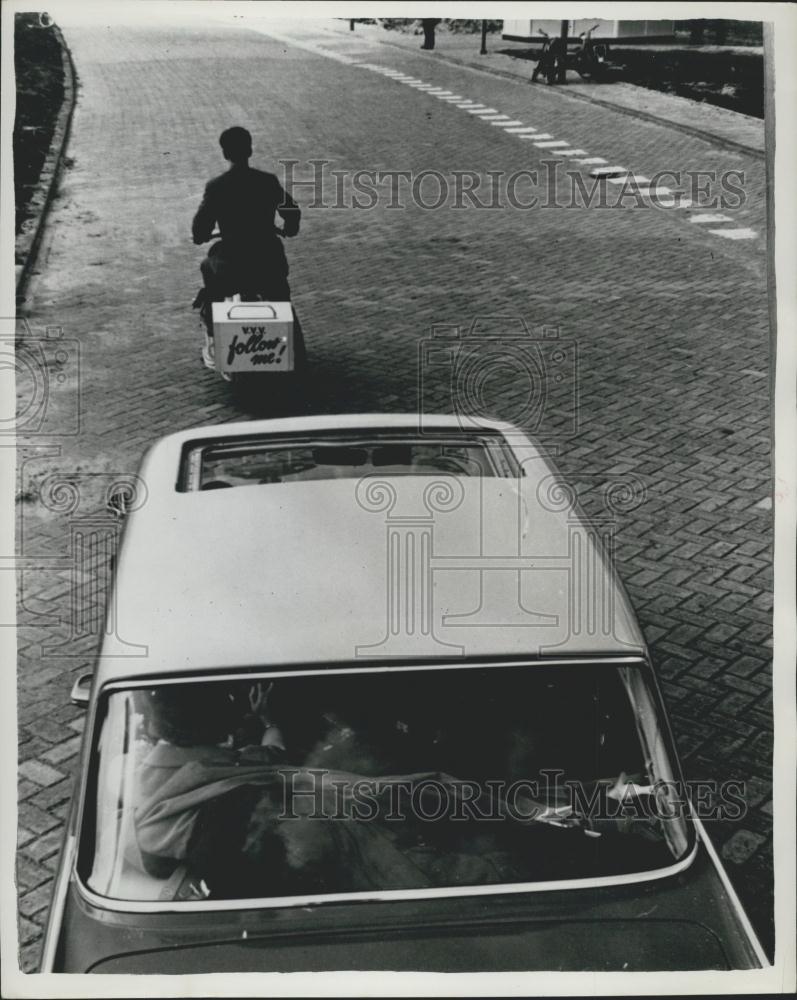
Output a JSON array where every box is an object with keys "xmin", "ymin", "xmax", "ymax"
[{"xmin": 14, "ymin": 13, "xmax": 772, "ymax": 971}]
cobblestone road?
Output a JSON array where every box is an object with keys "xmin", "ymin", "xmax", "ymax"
[{"xmin": 14, "ymin": 14, "xmax": 773, "ymax": 971}]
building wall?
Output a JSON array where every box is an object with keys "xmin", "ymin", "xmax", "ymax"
[{"xmin": 502, "ymin": 19, "xmax": 675, "ymax": 42}]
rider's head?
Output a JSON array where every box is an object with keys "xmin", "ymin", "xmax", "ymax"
[{"xmin": 219, "ymin": 126, "xmax": 252, "ymax": 166}]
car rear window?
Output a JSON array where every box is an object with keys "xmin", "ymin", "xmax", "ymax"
[
  {"xmin": 81, "ymin": 663, "xmax": 692, "ymax": 906},
  {"xmin": 179, "ymin": 433, "xmax": 519, "ymax": 491}
]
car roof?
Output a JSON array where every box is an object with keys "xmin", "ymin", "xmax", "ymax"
[{"xmin": 98, "ymin": 415, "xmax": 645, "ymax": 681}]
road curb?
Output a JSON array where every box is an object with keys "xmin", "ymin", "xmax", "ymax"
[
  {"xmin": 15, "ymin": 24, "xmax": 78, "ymax": 303},
  {"xmin": 371, "ymin": 34, "xmax": 765, "ymax": 160}
]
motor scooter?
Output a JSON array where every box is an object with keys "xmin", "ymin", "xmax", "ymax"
[{"xmin": 194, "ymin": 229, "xmax": 306, "ymax": 386}]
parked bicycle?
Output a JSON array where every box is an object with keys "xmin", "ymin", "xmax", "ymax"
[{"xmin": 531, "ymin": 29, "xmax": 566, "ymax": 85}]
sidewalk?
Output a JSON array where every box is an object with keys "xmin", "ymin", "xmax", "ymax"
[{"xmin": 328, "ymin": 21, "xmax": 765, "ymax": 157}]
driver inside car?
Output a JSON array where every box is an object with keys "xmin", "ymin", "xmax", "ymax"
[{"xmin": 132, "ymin": 681, "xmax": 286, "ymax": 884}]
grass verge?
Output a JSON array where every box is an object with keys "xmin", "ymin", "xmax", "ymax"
[{"xmin": 14, "ymin": 13, "xmax": 65, "ymax": 235}]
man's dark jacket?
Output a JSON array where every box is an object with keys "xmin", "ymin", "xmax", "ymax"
[{"xmin": 192, "ymin": 164, "xmax": 300, "ymax": 258}]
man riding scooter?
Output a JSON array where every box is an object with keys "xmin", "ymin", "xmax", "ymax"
[{"xmin": 192, "ymin": 126, "xmax": 300, "ymax": 369}]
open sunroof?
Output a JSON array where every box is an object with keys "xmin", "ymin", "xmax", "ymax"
[{"xmin": 179, "ymin": 430, "xmax": 521, "ymax": 491}]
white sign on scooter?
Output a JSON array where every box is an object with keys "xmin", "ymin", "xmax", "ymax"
[{"xmin": 212, "ymin": 300, "xmax": 294, "ymax": 373}]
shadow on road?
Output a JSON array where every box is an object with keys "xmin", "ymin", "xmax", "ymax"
[{"xmin": 229, "ymin": 373, "xmax": 312, "ymax": 418}]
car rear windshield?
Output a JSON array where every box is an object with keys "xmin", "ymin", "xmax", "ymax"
[
  {"xmin": 82, "ymin": 663, "xmax": 692, "ymax": 905},
  {"xmin": 179, "ymin": 433, "xmax": 519, "ymax": 490}
]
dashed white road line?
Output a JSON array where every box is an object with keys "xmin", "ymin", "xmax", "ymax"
[
  {"xmin": 709, "ymin": 228, "xmax": 757, "ymax": 239},
  {"xmin": 626, "ymin": 185, "xmax": 673, "ymax": 198},
  {"xmin": 358, "ymin": 62, "xmax": 758, "ymax": 244},
  {"xmin": 689, "ymin": 214, "xmax": 735, "ymax": 225},
  {"xmin": 607, "ymin": 174, "xmax": 651, "ymax": 185}
]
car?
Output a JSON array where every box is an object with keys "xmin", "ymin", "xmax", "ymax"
[{"xmin": 40, "ymin": 414, "xmax": 767, "ymax": 973}]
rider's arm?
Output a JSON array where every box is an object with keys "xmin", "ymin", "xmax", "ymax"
[
  {"xmin": 192, "ymin": 184, "xmax": 216, "ymax": 244},
  {"xmin": 276, "ymin": 181, "xmax": 301, "ymax": 237}
]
